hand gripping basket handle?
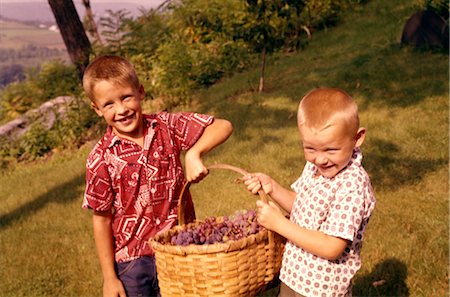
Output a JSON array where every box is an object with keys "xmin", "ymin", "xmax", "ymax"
[{"xmin": 178, "ymin": 163, "xmax": 274, "ymax": 245}]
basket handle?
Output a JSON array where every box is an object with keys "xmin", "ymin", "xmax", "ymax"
[{"xmin": 178, "ymin": 163, "xmax": 274, "ymax": 244}]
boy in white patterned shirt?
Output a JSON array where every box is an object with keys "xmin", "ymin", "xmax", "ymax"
[{"xmin": 244, "ymin": 88, "xmax": 376, "ymax": 297}]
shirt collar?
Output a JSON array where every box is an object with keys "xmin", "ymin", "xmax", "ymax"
[
  {"xmin": 348, "ymin": 147, "xmax": 363, "ymax": 167},
  {"xmin": 308, "ymin": 148, "xmax": 363, "ymax": 182},
  {"xmin": 102, "ymin": 115, "xmax": 156, "ymax": 148}
]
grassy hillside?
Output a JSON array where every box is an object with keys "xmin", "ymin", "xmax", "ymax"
[{"xmin": 0, "ymin": 0, "xmax": 448, "ymax": 296}]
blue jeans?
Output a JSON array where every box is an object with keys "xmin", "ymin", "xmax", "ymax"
[{"xmin": 116, "ymin": 256, "xmax": 161, "ymax": 297}]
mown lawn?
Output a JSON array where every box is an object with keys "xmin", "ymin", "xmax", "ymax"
[{"xmin": 0, "ymin": 0, "xmax": 448, "ymax": 296}]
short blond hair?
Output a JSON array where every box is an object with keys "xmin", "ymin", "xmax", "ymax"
[
  {"xmin": 82, "ymin": 55, "xmax": 140, "ymax": 101},
  {"xmin": 297, "ymin": 88, "xmax": 360, "ymax": 137}
]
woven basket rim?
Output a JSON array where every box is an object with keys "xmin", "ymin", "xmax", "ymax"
[{"xmin": 149, "ymin": 219, "xmax": 270, "ymax": 256}]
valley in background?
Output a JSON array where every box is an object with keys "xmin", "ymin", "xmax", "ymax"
[{"xmin": 0, "ymin": 1, "xmax": 161, "ymax": 86}]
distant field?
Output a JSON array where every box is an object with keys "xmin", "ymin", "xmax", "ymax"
[
  {"xmin": 0, "ymin": 20, "xmax": 68, "ymax": 69},
  {"xmin": 0, "ymin": 20, "xmax": 65, "ymax": 49}
]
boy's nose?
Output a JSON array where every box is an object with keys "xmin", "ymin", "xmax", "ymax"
[
  {"xmin": 316, "ymin": 154, "xmax": 328, "ymax": 165},
  {"xmin": 116, "ymin": 102, "xmax": 129, "ymax": 114}
]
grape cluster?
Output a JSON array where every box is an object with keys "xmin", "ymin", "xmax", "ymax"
[{"xmin": 171, "ymin": 209, "xmax": 263, "ymax": 246}]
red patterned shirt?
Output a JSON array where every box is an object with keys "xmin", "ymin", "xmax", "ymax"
[
  {"xmin": 83, "ymin": 112, "xmax": 214, "ymax": 263},
  {"xmin": 280, "ymin": 149, "xmax": 376, "ymax": 297}
]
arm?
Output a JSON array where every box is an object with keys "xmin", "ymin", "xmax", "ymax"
[
  {"xmin": 92, "ymin": 211, "xmax": 126, "ymax": 297},
  {"xmin": 185, "ymin": 118, "xmax": 233, "ymax": 182},
  {"xmin": 256, "ymin": 200, "xmax": 349, "ymax": 260},
  {"xmin": 245, "ymin": 174, "xmax": 348, "ymax": 260}
]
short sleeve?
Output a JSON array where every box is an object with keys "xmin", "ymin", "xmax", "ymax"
[
  {"xmin": 290, "ymin": 176, "xmax": 303, "ymax": 193},
  {"xmin": 320, "ymin": 180, "xmax": 367, "ymax": 242},
  {"xmin": 290, "ymin": 162, "xmax": 312, "ymax": 193},
  {"xmin": 82, "ymin": 148, "xmax": 114, "ymax": 212},
  {"xmin": 166, "ymin": 112, "xmax": 214, "ymax": 150}
]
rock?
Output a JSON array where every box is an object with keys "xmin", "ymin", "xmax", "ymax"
[
  {"xmin": 401, "ymin": 10, "xmax": 449, "ymax": 50},
  {"xmin": 0, "ymin": 96, "xmax": 74, "ymax": 141}
]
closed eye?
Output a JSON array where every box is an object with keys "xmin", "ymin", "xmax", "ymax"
[
  {"xmin": 326, "ymin": 148, "xmax": 339, "ymax": 153},
  {"xmin": 103, "ymin": 102, "xmax": 113, "ymax": 108},
  {"xmin": 122, "ymin": 95, "xmax": 133, "ymax": 101}
]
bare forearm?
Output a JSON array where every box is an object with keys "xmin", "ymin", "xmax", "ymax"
[
  {"xmin": 268, "ymin": 182, "xmax": 297, "ymax": 213},
  {"xmin": 184, "ymin": 119, "xmax": 233, "ymax": 182},
  {"xmin": 93, "ymin": 213, "xmax": 117, "ymax": 281},
  {"xmin": 272, "ymin": 216, "xmax": 349, "ymax": 260},
  {"xmin": 186, "ymin": 118, "xmax": 233, "ymax": 157}
]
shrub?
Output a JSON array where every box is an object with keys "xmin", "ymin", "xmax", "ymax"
[
  {"xmin": 0, "ymin": 60, "xmax": 82, "ymax": 123},
  {"xmin": 0, "ymin": 79, "xmax": 39, "ymax": 121},
  {"xmin": 302, "ymin": 0, "xmax": 356, "ymax": 29},
  {"xmin": 421, "ymin": 0, "xmax": 449, "ymax": 18},
  {"xmin": 35, "ymin": 60, "xmax": 81, "ymax": 101},
  {"xmin": 150, "ymin": 38, "xmax": 196, "ymax": 107},
  {"xmin": 18, "ymin": 122, "xmax": 56, "ymax": 159},
  {"xmin": 149, "ymin": 39, "xmax": 251, "ymax": 108},
  {"xmin": 0, "ymin": 97, "xmax": 101, "ymax": 165},
  {"xmin": 53, "ymin": 98, "xmax": 102, "ymax": 147}
]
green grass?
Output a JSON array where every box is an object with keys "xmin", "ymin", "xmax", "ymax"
[{"xmin": 1, "ymin": 0, "xmax": 448, "ymax": 296}]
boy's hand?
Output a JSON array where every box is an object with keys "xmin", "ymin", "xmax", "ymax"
[
  {"xmin": 243, "ymin": 173, "xmax": 273, "ymax": 195},
  {"xmin": 103, "ymin": 277, "xmax": 126, "ymax": 297},
  {"xmin": 255, "ymin": 200, "xmax": 284, "ymax": 231},
  {"xmin": 184, "ymin": 150, "xmax": 208, "ymax": 183}
]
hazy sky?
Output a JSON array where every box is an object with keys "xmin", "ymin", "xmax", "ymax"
[{"xmin": 2, "ymin": 0, "xmax": 165, "ymax": 6}]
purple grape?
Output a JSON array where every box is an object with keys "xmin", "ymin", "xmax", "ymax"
[{"xmin": 169, "ymin": 209, "xmax": 264, "ymax": 246}]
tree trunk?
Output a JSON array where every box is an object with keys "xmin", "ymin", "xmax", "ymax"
[
  {"xmin": 258, "ymin": 46, "xmax": 266, "ymax": 93},
  {"xmin": 82, "ymin": 0, "xmax": 103, "ymax": 45},
  {"xmin": 48, "ymin": 0, "xmax": 92, "ymax": 79}
]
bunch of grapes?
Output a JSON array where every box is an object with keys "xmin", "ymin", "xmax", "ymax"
[{"xmin": 171, "ymin": 209, "xmax": 263, "ymax": 246}]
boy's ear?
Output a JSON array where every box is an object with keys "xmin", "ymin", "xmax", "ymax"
[
  {"xmin": 138, "ymin": 85, "xmax": 145, "ymax": 101},
  {"xmin": 91, "ymin": 101, "xmax": 103, "ymax": 117},
  {"xmin": 355, "ymin": 127, "xmax": 366, "ymax": 148}
]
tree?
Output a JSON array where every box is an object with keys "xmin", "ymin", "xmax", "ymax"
[
  {"xmin": 99, "ymin": 9, "xmax": 132, "ymax": 54},
  {"xmin": 238, "ymin": 0, "xmax": 305, "ymax": 92},
  {"xmin": 82, "ymin": 0, "xmax": 103, "ymax": 45},
  {"xmin": 48, "ymin": 0, "xmax": 92, "ymax": 78}
]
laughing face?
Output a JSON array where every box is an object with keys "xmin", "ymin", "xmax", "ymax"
[
  {"xmin": 299, "ymin": 123, "xmax": 365, "ymax": 178},
  {"xmin": 91, "ymin": 80, "xmax": 145, "ymax": 141}
]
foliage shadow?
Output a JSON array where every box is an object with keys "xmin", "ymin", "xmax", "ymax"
[
  {"xmin": 0, "ymin": 174, "xmax": 84, "ymax": 230},
  {"xmin": 363, "ymin": 138, "xmax": 447, "ymax": 191},
  {"xmin": 353, "ymin": 257, "xmax": 409, "ymax": 296},
  {"xmin": 264, "ymin": 45, "xmax": 448, "ymax": 112}
]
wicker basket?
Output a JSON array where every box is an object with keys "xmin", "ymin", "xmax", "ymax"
[{"xmin": 149, "ymin": 164, "xmax": 285, "ymax": 297}]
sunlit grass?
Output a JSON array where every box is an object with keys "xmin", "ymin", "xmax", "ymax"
[
  {"xmin": 0, "ymin": 0, "xmax": 448, "ymax": 296},
  {"xmin": 0, "ymin": 146, "xmax": 101, "ymax": 296}
]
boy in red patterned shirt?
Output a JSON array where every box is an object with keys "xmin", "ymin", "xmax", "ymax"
[{"xmin": 82, "ymin": 55, "xmax": 233, "ymax": 297}]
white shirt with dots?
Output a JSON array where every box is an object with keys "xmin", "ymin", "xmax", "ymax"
[{"xmin": 280, "ymin": 149, "xmax": 376, "ymax": 297}]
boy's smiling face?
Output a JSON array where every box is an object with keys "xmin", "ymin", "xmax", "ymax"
[
  {"xmin": 91, "ymin": 80, "xmax": 145, "ymax": 141},
  {"xmin": 299, "ymin": 123, "xmax": 365, "ymax": 178}
]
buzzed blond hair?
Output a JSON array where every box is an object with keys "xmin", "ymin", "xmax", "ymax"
[
  {"xmin": 297, "ymin": 88, "xmax": 360, "ymax": 137},
  {"xmin": 82, "ymin": 55, "xmax": 140, "ymax": 101}
]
